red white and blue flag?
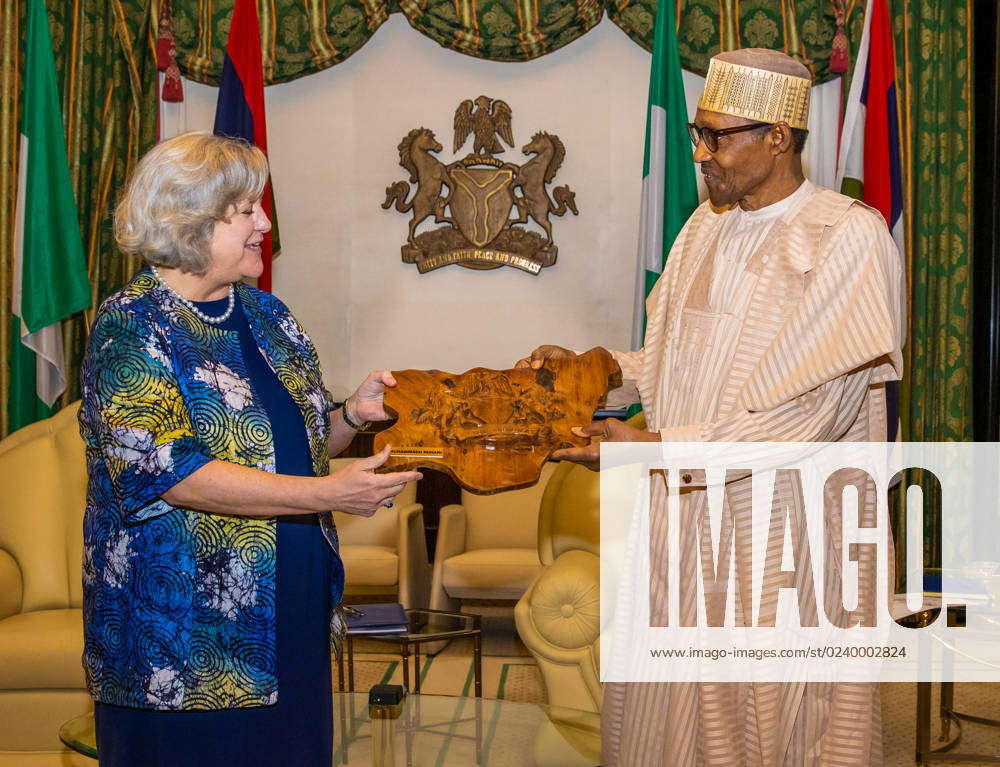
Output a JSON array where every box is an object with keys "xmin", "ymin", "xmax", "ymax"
[
  {"xmin": 836, "ymin": 0, "xmax": 904, "ymax": 249},
  {"xmin": 214, "ymin": 0, "xmax": 278, "ymax": 292},
  {"xmin": 835, "ymin": 0, "xmax": 904, "ymax": 438}
]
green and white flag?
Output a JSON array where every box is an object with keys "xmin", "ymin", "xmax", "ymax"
[
  {"xmin": 631, "ymin": 0, "xmax": 698, "ymax": 350},
  {"xmin": 11, "ymin": 0, "xmax": 91, "ymax": 432}
]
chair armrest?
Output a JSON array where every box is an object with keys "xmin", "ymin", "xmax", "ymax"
[
  {"xmin": 396, "ymin": 503, "xmax": 431, "ymax": 609},
  {"xmin": 397, "ymin": 502, "xmax": 424, "ymax": 528},
  {"xmin": 0, "ymin": 548, "xmax": 22, "ymax": 620},
  {"xmin": 434, "ymin": 504, "xmax": 468, "ymax": 561},
  {"xmin": 430, "ymin": 505, "xmax": 467, "ymax": 612},
  {"xmin": 514, "ymin": 550, "xmax": 602, "ymax": 711},
  {"xmin": 516, "ymin": 549, "xmax": 599, "ymax": 651}
]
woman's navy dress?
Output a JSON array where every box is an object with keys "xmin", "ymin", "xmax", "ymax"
[{"xmin": 94, "ymin": 296, "xmax": 335, "ymax": 766}]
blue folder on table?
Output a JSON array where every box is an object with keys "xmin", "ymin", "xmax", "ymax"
[
  {"xmin": 345, "ymin": 603, "xmax": 408, "ymax": 634},
  {"xmin": 923, "ymin": 574, "xmax": 989, "ymax": 604}
]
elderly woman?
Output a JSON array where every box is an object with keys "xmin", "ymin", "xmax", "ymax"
[{"xmin": 78, "ymin": 132, "xmax": 419, "ymax": 766}]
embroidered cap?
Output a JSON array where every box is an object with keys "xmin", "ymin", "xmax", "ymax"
[{"xmin": 698, "ymin": 48, "xmax": 813, "ymax": 130}]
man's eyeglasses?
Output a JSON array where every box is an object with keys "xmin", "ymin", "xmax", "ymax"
[{"xmin": 686, "ymin": 121, "xmax": 774, "ymax": 153}]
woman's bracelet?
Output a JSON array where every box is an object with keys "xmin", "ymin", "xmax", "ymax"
[{"xmin": 341, "ymin": 397, "xmax": 371, "ymax": 431}]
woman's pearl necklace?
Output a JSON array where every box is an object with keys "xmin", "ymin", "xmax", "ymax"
[{"xmin": 150, "ymin": 264, "xmax": 235, "ymax": 324}]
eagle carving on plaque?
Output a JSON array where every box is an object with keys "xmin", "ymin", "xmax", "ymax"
[{"xmin": 381, "ymin": 96, "xmax": 579, "ymax": 275}]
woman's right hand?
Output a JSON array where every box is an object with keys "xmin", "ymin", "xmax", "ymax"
[
  {"xmin": 323, "ymin": 446, "xmax": 422, "ymax": 516},
  {"xmin": 514, "ymin": 345, "xmax": 577, "ymax": 370}
]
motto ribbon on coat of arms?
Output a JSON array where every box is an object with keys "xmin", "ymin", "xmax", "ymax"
[{"xmin": 381, "ymin": 96, "xmax": 578, "ymax": 274}]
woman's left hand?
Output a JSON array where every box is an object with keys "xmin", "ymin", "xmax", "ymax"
[{"xmin": 348, "ymin": 370, "xmax": 396, "ymax": 422}]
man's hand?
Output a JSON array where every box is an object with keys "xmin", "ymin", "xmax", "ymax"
[
  {"xmin": 551, "ymin": 418, "xmax": 661, "ymax": 472},
  {"xmin": 514, "ymin": 345, "xmax": 577, "ymax": 370}
]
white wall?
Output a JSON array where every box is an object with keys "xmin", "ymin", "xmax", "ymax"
[{"xmin": 163, "ymin": 15, "xmax": 840, "ymax": 399}]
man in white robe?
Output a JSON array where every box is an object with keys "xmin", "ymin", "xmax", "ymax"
[{"xmin": 519, "ymin": 48, "xmax": 905, "ymax": 766}]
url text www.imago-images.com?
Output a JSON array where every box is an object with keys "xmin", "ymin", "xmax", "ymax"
[{"xmin": 598, "ymin": 442, "xmax": 1000, "ymax": 684}]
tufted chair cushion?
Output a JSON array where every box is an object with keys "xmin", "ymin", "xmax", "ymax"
[
  {"xmin": 520, "ymin": 550, "xmax": 599, "ymax": 650},
  {"xmin": 515, "ymin": 548, "xmax": 602, "ymax": 713},
  {"xmin": 514, "ymin": 413, "xmax": 643, "ymax": 713}
]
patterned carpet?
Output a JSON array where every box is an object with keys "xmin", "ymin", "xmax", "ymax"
[
  {"xmin": 335, "ymin": 601, "xmax": 1000, "ymax": 765},
  {"xmin": 883, "ymin": 683, "xmax": 1000, "ymax": 766}
]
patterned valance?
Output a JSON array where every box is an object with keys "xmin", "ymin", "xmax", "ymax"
[
  {"xmin": 397, "ymin": 0, "xmax": 603, "ymax": 61},
  {"xmin": 173, "ymin": 0, "xmax": 858, "ymax": 85},
  {"xmin": 608, "ymin": 0, "xmax": 867, "ymax": 85},
  {"xmin": 173, "ymin": 0, "xmax": 390, "ymax": 85}
]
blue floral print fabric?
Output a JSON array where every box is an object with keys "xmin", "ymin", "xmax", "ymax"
[{"xmin": 79, "ymin": 270, "xmax": 344, "ymax": 710}]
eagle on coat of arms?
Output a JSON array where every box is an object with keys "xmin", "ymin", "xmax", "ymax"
[
  {"xmin": 453, "ymin": 96, "xmax": 513, "ymax": 155},
  {"xmin": 381, "ymin": 97, "xmax": 578, "ymax": 275}
]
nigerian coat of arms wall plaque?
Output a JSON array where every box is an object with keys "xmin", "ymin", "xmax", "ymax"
[{"xmin": 381, "ymin": 96, "xmax": 578, "ymax": 275}]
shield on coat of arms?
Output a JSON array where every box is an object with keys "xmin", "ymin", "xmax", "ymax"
[{"xmin": 447, "ymin": 167, "xmax": 515, "ymax": 247}]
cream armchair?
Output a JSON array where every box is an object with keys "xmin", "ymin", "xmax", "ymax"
[
  {"xmin": 331, "ymin": 457, "xmax": 430, "ymax": 608},
  {"xmin": 429, "ymin": 463, "xmax": 557, "ymax": 611},
  {"xmin": 514, "ymin": 461, "xmax": 602, "ymax": 713},
  {"xmin": 0, "ymin": 402, "xmax": 92, "ymax": 766}
]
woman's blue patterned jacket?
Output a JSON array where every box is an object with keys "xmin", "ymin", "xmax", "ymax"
[{"xmin": 79, "ymin": 270, "xmax": 344, "ymax": 710}]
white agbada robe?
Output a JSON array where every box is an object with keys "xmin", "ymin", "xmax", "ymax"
[
  {"xmin": 707, "ymin": 180, "xmax": 815, "ymax": 312},
  {"xmin": 601, "ymin": 182, "xmax": 905, "ymax": 767}
]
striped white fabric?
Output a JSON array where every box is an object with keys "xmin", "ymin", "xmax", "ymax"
[
  {"xmin": 604, "ymin": 184, "xmax": 905, "ymax": 767},
  {"xmin": 707, "ymin": 180, "xmax": 814, "ymax": 312}
]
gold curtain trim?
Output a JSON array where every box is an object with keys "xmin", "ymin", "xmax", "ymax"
[
  {"xmin": 898, "ymin": 0, "xmax": 913, "ymax": 437},
  {"xmin": 0, "ymin": 0, "xmax": 17, "ymax": 436},
  {"xmin": 308, "ymin": 0, "xmax": 339, "ymax": 65}
]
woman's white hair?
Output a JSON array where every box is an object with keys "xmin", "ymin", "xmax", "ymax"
[{"xmin": 114, "ymin": 132, "xmax": 268, "ymax": 274}]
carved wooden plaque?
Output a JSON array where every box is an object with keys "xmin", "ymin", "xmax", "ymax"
[{"xmin": 374, "ymin": 349, "xmax": 622, "ymax": 494}]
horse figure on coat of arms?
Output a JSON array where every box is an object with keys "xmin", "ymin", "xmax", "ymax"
[
  {"xmin": 512, "ymin": 132, "xmax": 578, "ymax": 245},
  {"xmin": 382, "ymin": 128, "xmax": 452, "ymax": 245}
]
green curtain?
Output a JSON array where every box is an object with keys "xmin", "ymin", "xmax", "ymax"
[
  {"xmin": 891, "ymin": 0, "xmax": 973, "ymax": 442},
  {"xmin": 0, "ymin": 0, "xmax": 157, "ymax": 437},
  {"xmin": 173, "ymin": 0, "xmax": 861, "ymax": 80},
  {"xmin": 608, "ymin": 0, "xmax": 865, "ymax": 85}
]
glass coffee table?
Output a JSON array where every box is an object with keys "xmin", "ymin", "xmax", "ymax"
[
  {"xmin": 59, "ymin": 712, "xmax": 97, "ymax": 759},
  {"xmin": 60, "ymin": 692, "xmax": 601, "ymax": 765},
  {"xmin": 337, "ymin": 608, "xmax": 482, "ymax": 697}
]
